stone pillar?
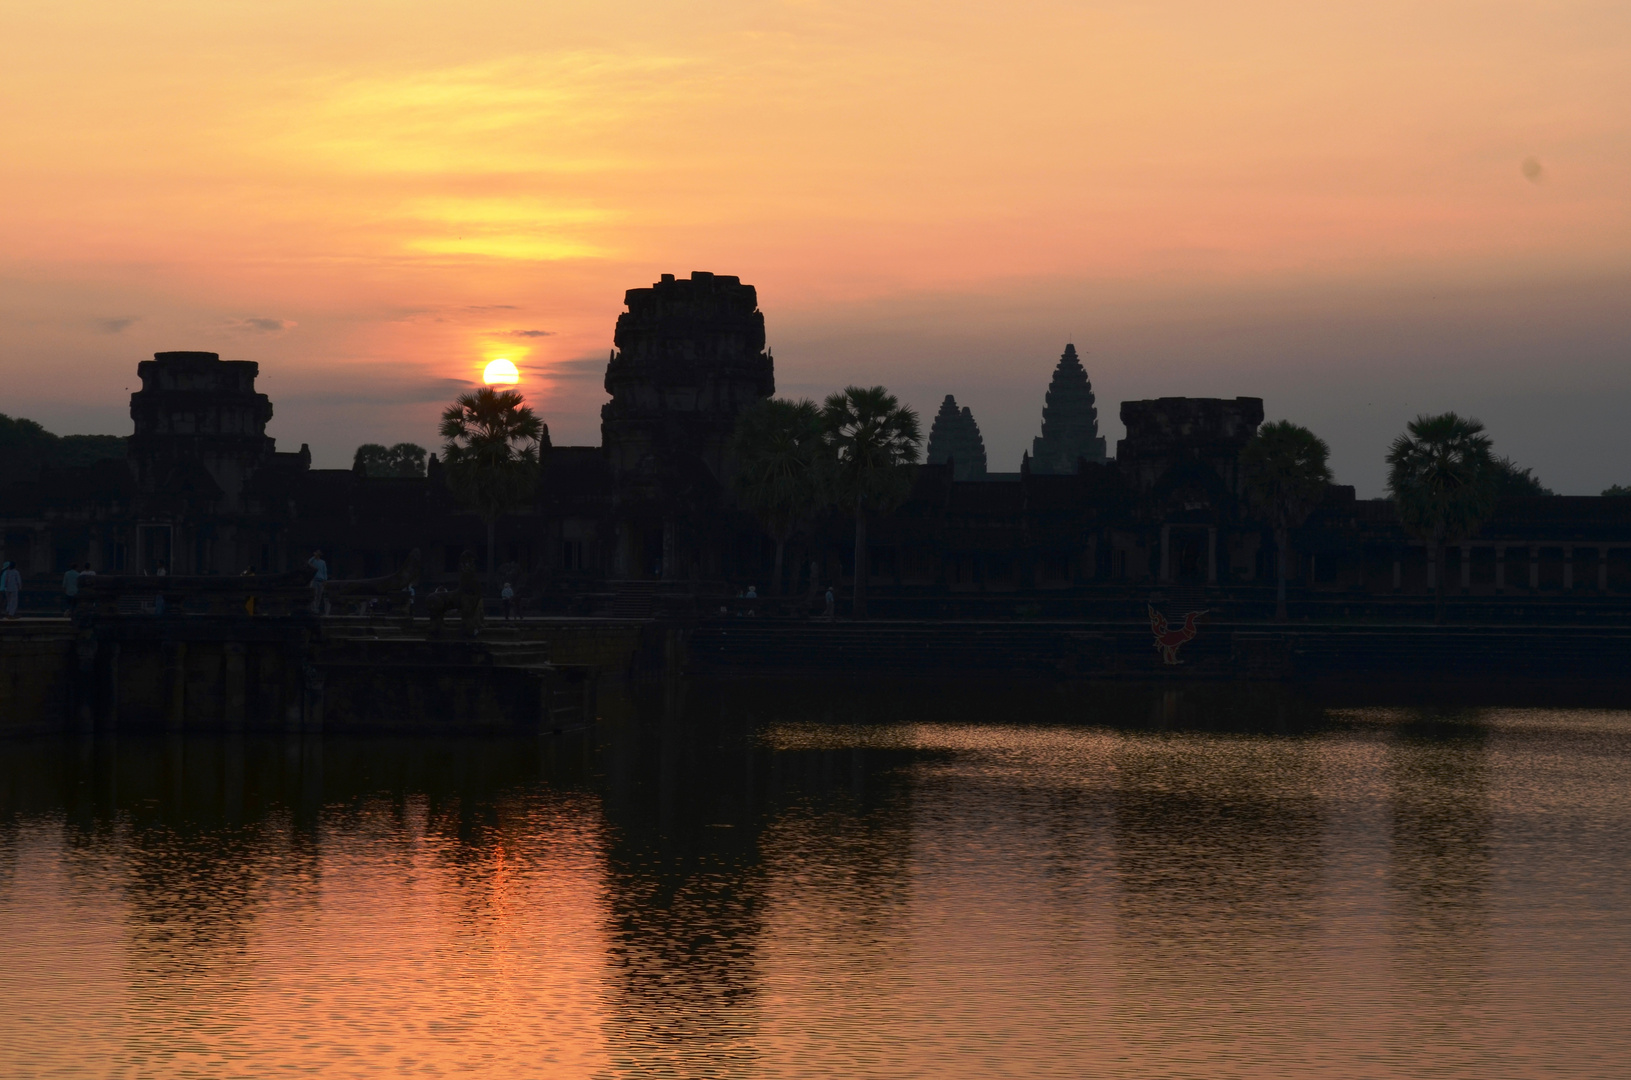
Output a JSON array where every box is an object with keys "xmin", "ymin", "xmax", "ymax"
[
  {"xmin": 614, "ymin": 522, "xmax": 631, "ymax": 578},
  {"xmin": 1392, "ymin": 548, "xmax": 1402, "ymax": 592},
  {"xmin": 1460, "ymin": 544, "xmax": 1472, "ymax": 590},
  {"xmin": 1564, "ymin": 546, "xmax": 1574, "ymax": 591},
  {"xmin": 1427, "ymin": 552, "xmax": 1435, "ymax": 592},
  {"xmin": 1495, "ymin": 545, "xmax": 1506, "ymax": 591},
  {"xmin": 1600, "ymin": 547, "xmax": 1610, "ymax": 592},
  {"xmin": 1530, "ymin": 546, "xmax": 1540, "ymax": 590},
  {"xmin": 662, "ymin": 517, "xmax": 676, "ymax": 582},
  {"xmin": 1159, "ymin": 525, "xmax": 1170, "ymax": 583},
  {"xmin": 1207, "ymin": 527, "xmax": 1217, "ymax": 585}
]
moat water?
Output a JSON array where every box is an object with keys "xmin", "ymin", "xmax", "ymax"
[{"xmin": 3, "ymin": 684, "xmax": 1629, "ymax": 1079}]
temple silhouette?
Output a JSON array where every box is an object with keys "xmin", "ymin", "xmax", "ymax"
[{"xmin": 5, "ymin": 269, "xmax": 1631, "ymax": 614}]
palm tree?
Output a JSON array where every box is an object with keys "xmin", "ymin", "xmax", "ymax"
[
  {"xmin": 1240, "ymin": 421, "xmax": 1333, "ymax": 621},
  {"xmin": 1386, "ymin": 412, "xmax": 1496, "ymax": 623},
  {"xmin": 439, "ymin": 387, "xmax": 547, "ymax": 592},
  {"xmin": 732, "ymin": 398, "xmax": 832, "ymax": 595},
  {"xmin": 823, "ymin": 386, "xmax": 921, "ymax": 618}
]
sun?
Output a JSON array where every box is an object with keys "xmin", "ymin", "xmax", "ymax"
[{"xmin": 483, "ymin": 358, "xmax": 519, "ymax": 386}]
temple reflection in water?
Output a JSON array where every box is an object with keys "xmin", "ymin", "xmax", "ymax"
[{"xmin": 4, "ymin": 686, "xmax": 1627, "ymax": 1078}]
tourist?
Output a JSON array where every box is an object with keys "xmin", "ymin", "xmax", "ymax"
[
  {"xmin": 501, "ymin": 581, "xmax": 515, "ymax": 620},
  {"xmin": 62, "ymin": 563, "xmax": 80, "ymax": 611},
  {"xmin": 1, "ymin": 561, "xmax": 20, "ymax": 618},
  {"xmin": 155, "ymin": 563, "xmax": 167, "ymax": 577},
  {"xmin": 308, "ymin": 549, "xmax": 329, "ymax": 614},
  {"xmin": 746, "ymin": 585, "xmax": 757, "ymax": 599},
  {"xmin": 824, "ymin": 586, "xmax": 835, "ymax": 619}
]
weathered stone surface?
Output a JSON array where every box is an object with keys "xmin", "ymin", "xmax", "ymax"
[
  {"xmin": 1030, "ymin": 343, "xmax": 1107, "ymax": 473},
  {"xmin": 925, "ymin": 395, "xmax": 988, "ymax": 479}
]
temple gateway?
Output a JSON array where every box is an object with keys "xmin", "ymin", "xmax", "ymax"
[{"xmin": 5, "ymin": 269, "xmax": 1631, "ymax": 613}]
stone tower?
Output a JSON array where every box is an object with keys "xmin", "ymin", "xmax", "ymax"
[
  {"xmin": 601, "ymin": 271, "xmax": 775, "ymax": 577},
  {"xmin": 1029, "ymin": 343, "xmax": 1107, "ymax": 473},
  {"xmin": 128, "ymin": 351, "xmax": 276, "ymax": 511},
  {"xmin": 602, "ymin": 272, "xmax": 775, "ymax": 484},
  {"xmin": 925, "ymin": 395, "xmax": 988, "ymax": 479}
]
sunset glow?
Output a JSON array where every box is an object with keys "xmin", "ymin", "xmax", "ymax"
[{"xmin": 1, "ymin": 0, "xmax": 1629, "ymax": 492}]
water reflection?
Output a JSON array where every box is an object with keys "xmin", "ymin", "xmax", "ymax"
[
  {"xmin": 1386, "ymin": 713, "xmax": 1492, "ymax": 1066},
  {"xmin": 2, "ymin": 687, "xmax": 1630, "ymax": 1078}
]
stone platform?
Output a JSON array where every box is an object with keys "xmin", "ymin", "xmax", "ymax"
[{"xmin": 0, "ymin": 614, "xmax": 653, "ymax": 736}]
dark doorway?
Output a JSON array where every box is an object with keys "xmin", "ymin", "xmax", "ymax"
[
  {"xmin": 138, "ymin": 525, "xmax": 172, "ymax": 574},
  {"xmin": 1172, "ymin": 529, "xmax": 1208, "ymax": 584}
]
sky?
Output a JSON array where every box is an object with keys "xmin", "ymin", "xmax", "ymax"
[{"xmin": 1, "ymin": 0, "xmax": 1628, "ymax": 495}]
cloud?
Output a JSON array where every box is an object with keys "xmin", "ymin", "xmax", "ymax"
[
  {"xmin": 525, "ymin": 357, "xmax": 605, "ymax": 382},
  {"xmin": 1522, "ymin": 156, "xmax": 1545, "ymax": 183},
  {"xmin": 282, "ymin": 376, "xmax": 477, "ymax": 407},
  {"xmin": 230, "ymin": 316, "xmax": 298, "ymax": 334},
  {"xmin": 465, "ymin": 304, "xmax": 519, "ymax": 312},
  {"xmin": 93, "ymin": 316, "xmax": 137, "ymax": 334},
  {"xmin": 504, "ymin": 328, "xmax": 555, "ymax": 338}
]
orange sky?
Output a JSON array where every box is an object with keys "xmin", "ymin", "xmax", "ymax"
[{"xmin": 2, "ymin": 0, "xmax": 1628, "ymax": 493}]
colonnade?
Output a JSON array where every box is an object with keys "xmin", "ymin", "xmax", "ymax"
[{"xmin": 1392, "ymin": 541, "xmax": 1628, "ymax": 593}]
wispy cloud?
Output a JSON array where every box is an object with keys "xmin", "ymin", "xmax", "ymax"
[
  {"xmin": 282, "ymin": 376, "xmax": 477, "ymax": 407},
  {"xmin": 504, "ymin": 328, "xmax": 555, "ymax": 338},
  {"xmin": 230, "ymin": 316, "xmax": 298, "ymax": 334},
  {"xmin": 93, "ymin": 316, "xmax": 137, "ymax": 334},
  {"xmin": 524, "ymin": 357, "xmax": 604, "ymax": 382}
]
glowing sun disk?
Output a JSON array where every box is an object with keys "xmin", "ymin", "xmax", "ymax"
[{"xmin": 483, "ymin": 358, "xmax": 519, "ymax": 385}]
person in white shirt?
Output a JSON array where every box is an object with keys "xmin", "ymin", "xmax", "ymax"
[
  {"xmin": 500, "ymin": 582, "xmax": 515, "ymax": 620},
  {"xmin": 62, "ymin": 564, "xmax": 80, "ymax": 612}
]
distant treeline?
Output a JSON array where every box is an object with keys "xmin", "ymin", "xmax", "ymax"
[{"xmin": 0, "ymin": 413, "xmax": 126, "ymax": 485}]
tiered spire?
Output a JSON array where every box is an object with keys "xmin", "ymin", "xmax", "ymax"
[
  {"xmin": 925, "ymin": 395, "xmax": 988, "ymax": 480},
  {"xmin": 1030, "ymin": 343, "xmax": 1106, "ymax": 473}
]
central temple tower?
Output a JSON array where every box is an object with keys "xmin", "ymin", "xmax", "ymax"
[{"xmin": 1030, "ymin": 343, "xmax": 1107, "ymax": 473}]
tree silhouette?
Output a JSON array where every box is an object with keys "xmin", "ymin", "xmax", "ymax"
[
  {"xmin": 353, "ymin": 442, "xmax": 428, "ymax": 478},
  {"xmin": 439, "ymin": 388, "xmax": 547, "ymax": 593},
  {"xmin": 732, "ymin": 398, "xmax": 831, "ymax": 596},
  {"xmin": 1386, "ymin": 412, "xmax": 1496, "ymax": 624},
  {"xmin": 1240, "ymin": 421, "xmax": 1333, "ymax": 621},
  {"xmin": 823, "ymin": 386, "xmax": 920, "ymax": 619},
  {"xmin": 1489, "ymin": 456, "xmax": 1553, "ymax": 497}
]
